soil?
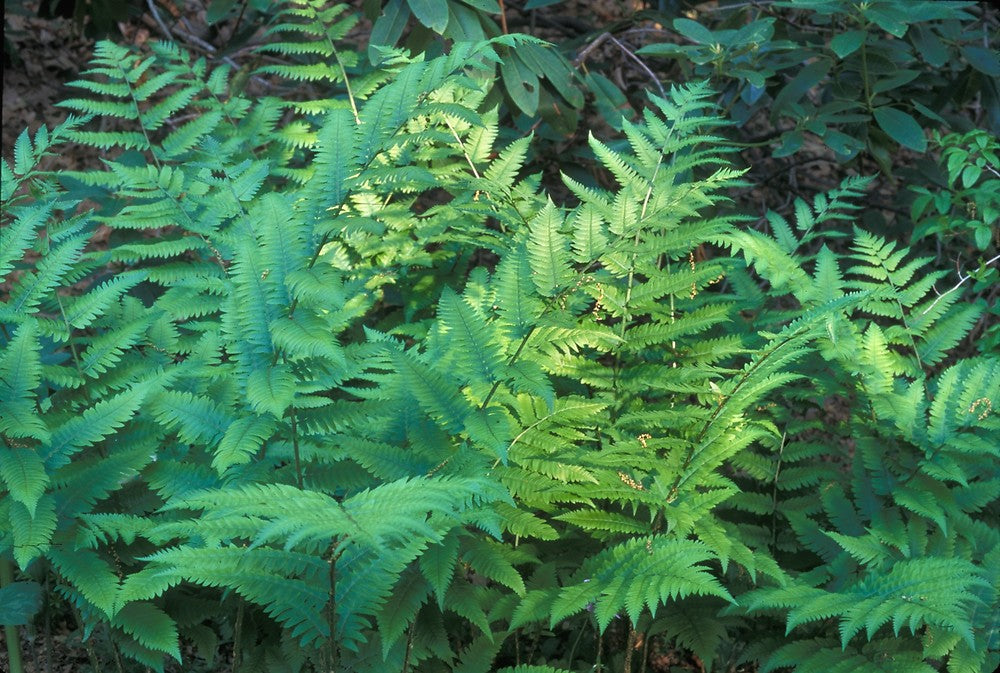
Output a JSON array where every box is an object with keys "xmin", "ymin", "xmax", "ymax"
[{"xmin": 3, "ymin": 5, "xmax": 95, "ymax": 172}]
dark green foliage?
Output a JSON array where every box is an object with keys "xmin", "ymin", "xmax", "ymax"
[
  {"xmin": 1, "ymin": 2, "xmax": 997, "ymax": 672},
  {"xmin": 637, "ymin": 0, "xmax": 998, "ymax": 166}
]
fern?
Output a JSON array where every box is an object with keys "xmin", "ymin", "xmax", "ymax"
[
  {"xmin": 723, "ymin": 180, "xmax": 999, "ymax": 673},
  {"xmin": 2, "ymin": 6, "xmax": 997, "ymax": 671}
]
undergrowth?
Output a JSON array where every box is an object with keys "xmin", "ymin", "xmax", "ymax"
[{"xmin": 1, "ymin": 3, "xmax": 997, "ymax": 672}]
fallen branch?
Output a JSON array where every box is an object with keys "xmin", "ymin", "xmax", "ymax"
[
  {"xmin": 574, "ymin": 31, "xmax": 665, "ymax": 97},
  {"xmin": 922, "ymin": 252, "xmax": 1000, "ymax": 315}
]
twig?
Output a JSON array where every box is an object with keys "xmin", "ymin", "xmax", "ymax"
[
  {"xmin": 146, "ymin": 0, "xmax": 175, "ymax": 41},
  {"xmin": 573, "ymin": 31, "xmax": 611, "ymax": 67},
  {"xmin": 168, "ymin": 18, "xmax": 272, "ymax": 90},
  {"xmin": 498, "ymin": 0, "xmax": 509, "ymax": 34},
  {"xmin": 922, "ymin": 253, "xmax": 1000, "ymax": 315},
  {"xmin": 604, "ymin": 33, "xmax": 666, "ymax": 97},
  {"xmin": 175, "ymin": 23, "xmax": 217, "ymax": 53},
  {"xmin": 701, "ymin": 0, "xmax": 775, "ymax": 10},
  {"xmin": 231, "ymin": 0, "xmax": 250, "ymax": 40},
  {"xmin": 574, "ymin": 32, "xmax": 665, "ymax": 97}
]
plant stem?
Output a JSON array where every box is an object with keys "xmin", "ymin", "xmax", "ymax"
[
  {"xmin": 400, "ymin": 621, "xmax": 415, "ymax": 673},
  {"xmin": 623, "ymin": 627, "xmax": 639, "ymax": 673},
  {"xmin": 1, "ymin": 559, "xmax": 25, "ymax": 673},
  {"xmin": 565, "ymin": 616, "xmax": 588, "ymax": 669},
  {"xmin": 770, "ymin": 432, "xmax": 787, "ymax": 551},
  {"xmin": 232, "ymin": 599, "xmax": 245, "ymax": 673},
  {"xmin": 289, "ymin": 405, "xmax": 303, "ymax": 489},
  {"xmin": 327, "ymin": 543, "xmax": 344, "ymax": 673},
  {"xmin": 72, "ymin": 604, "xmax": 102, "ymax": 673},
  {"xmin": 860, "ymin": 37, "xmax": 873, "ymax": 113}
]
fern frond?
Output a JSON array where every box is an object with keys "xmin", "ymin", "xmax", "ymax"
[
  {"xmin": 526, "ymin": 201, "xmax": 572, "ymax": 298},
  {"xmin": 0, "ymin": 319, "xmax": 49, "ymax": 441},
  {"xmin": 550, "ymin": 537, "xmax": 732, "ymax": 630}
]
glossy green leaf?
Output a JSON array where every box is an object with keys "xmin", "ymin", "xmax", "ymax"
[
  {"xmin": 459, "ymin": 0, "xmax": 502, "ymax": 11},
  {"xmin": 912, "ymin": 100, "xmax": 946, "ymax": 124},
  {"xmin": 0, "ymin": 581, "xmax": 42, "ymax": 626},
  {"xmin": 961, "ymin": 164, "xmax": 982, "ymax": 188},
  {"xmin": 516, "ymin": 43, "xmax": 583, "ymax": 108},
  {"xmin": 773, "ymin": 130, "xmax": 804, "ymax": 158},
  {"xmin": 205, "ymin": 0, "xmax": 237, "ymax": 24},
  {"xmin": 911, "ymin": 25, "xmax": 949, "ymax": 67},
  {"xmin": 974, "ymin": 226, "xmax": 991, "ymax": 250},
  {"xmin": 823, "ymin": 129, "xmax": 864, "ymax": 158},
  {"xmin": 673, "ymin": 18, "xmax": 716, "ymax": 45},
  {"xmin": 502, "ymin": 53, "xmax": 540, "ymax": 115},
  {"xmin": 961, "ymin": 46, "xmax": 1000, "ymax": 76},
  {"xmin": 772, "ymin": 60, "xmax": 829, "ymax": 118},
  {"xmin": 408, "ymin": 0, "xmax": 449, "ymax": 33},
  {"xmin": 830, "ymin": 30, "xmax": 865, "ymax": 58},
  {"xmin": 445, "ymin": 3, "xmax": 487, "ymax": 42},
  {"xmin": 873, "ymin": 106, "xmax": 927, "ymax": 152},
  {"xmin": 865, "ymin": 5, "xmax": 909, "ymax": 37},
  {"xmin": 369, "ymin": 0, "xmax": 411, "ymax": 62}
]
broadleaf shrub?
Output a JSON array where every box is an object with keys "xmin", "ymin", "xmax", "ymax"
[
  {"xmin": 1, "ymin": 3, "xmax": 998, "ymax": 672},
  {"xmin": 637, "ymin": 0, "xmax": 998, "ymax": 165}
]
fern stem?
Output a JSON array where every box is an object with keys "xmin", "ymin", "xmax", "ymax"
[
  {"xmin": 331, "ymin": 47, "xmax": 360, "ymax": 124},
  {"xmin": 594, "ymin": 627, "xmax": 604, "ymax": 672},
  {"xmin": 232, "ymin": 599, "xmax": 245, "ymax": 673},
  {"xmin": 72, "ymin": 604, "xmax": 102, "ymax": 673},
  {"xmin": 623, "ymin": 627, "xmax": 639, "ymax": 673},
  {"xmin": 326, "ymin": 543, "xmax": 344, "ymax": 673},
  {"xmin": 107, "ymin": 624, "xmax": 125, "ymax": 673},
  {"xmin": 565, "ymin": 617, "xmax": 588, "ymax": 669},
  {"xmin": 400, "ymin": 620, "xmax": 416, "ymax": 673},
  {"xmin": 612, "ymin": 151, "xmax": 667, "ymax": 408},
  {"xmin": 482, "ymin": 257, "xmax": 603, "ymax": 411},
  {"xmin": 115, "ymin": 61, "xmax": 161, "ymax": 169},
  {"xmin": 879, "ymin": 258, "xmax": 925, "ymax": 374},
  {"xmin": 769, "ymin": 432, "xmax": 787, "ymax": 551},
  {"xmin": 860, "ymin": 35, "xmax": 873, "ymax": 114},
  {"xmin": 230, "ymin": 0, "xmax": 250, "ymax": 40},
  {"xmin": 42, "ymin": 569, "xmax": 53, "ymax": 673},
  {"xmin": 444, "ymin": 117, "xmax": 482, "ymax": 179},
  {"xmin": 669, "ymin": 324, "xmax": 810, "ymax": 500},
  {"xmin": 1, "ymin": 559, "xmax": 25, "ymax": 673},
  {"xmin": 54, "ymin": 293, "xmax": 84, "ymax": 378},
  {"xmin": 290, "ymin": 407, "xmax": 304, "ymax": 489},
  {"xmin": 482, "ymin": 327, "xmax": 533, "ymax": 409}
]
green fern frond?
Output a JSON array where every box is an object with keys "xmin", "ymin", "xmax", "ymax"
[
  {"xmin": 550, "ymin": 537, "xmax": 732, "ymax": 630},
  {"xmin": 0, "ymin": 232, "xmax": 88, "ymax": 320},
  {"xmin": 0, "ymin": 448, "xmax": 48, "ymax": 517},
  {"xmin": 6, "ymin": 495, "xmax": 57, "ymax": 568},
  {"xmin": 45, "ymin": 379, "xmax": 158, "ymax": 469},
  {"xmin": 0, "ymin": 319, "xmax": 48, "ymax": 441},
  {"xmin": 437, "ymin": 287, "xmax": 505, "ymax": 386},
  {"xmin": 526, "ymin": 201, "xmax": 572, "ymax": 298},
  {"xmin": 111, "ymin": 601, "xmax": 181, "ymax": 662},
  {"xmin": 762, "ymin": 637, "xmax": 937, "ymax": 673}
]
